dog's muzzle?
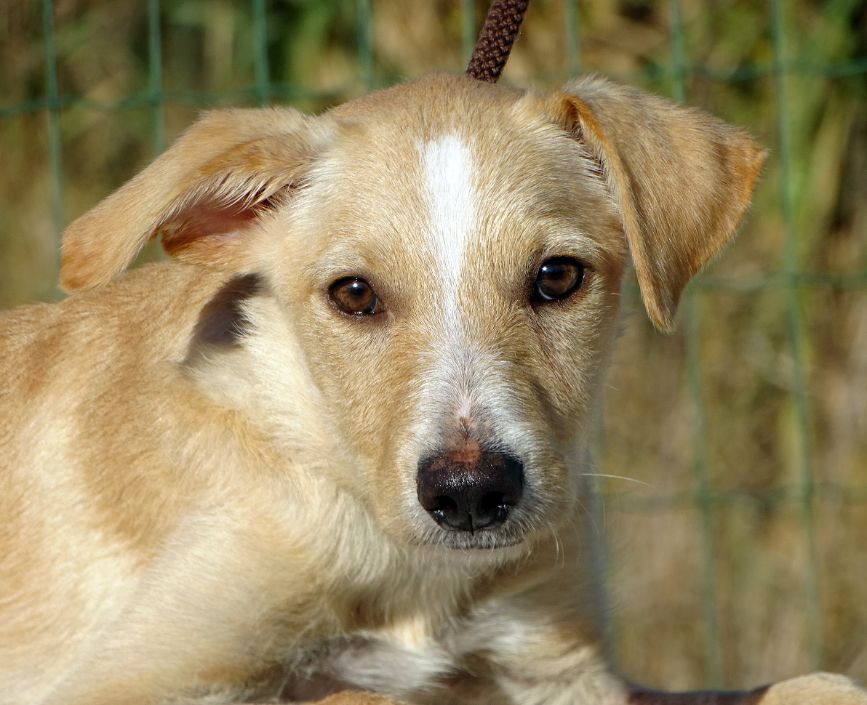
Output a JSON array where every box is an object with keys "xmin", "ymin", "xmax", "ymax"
[{"xmin": 416, "ymin": 450, "xmax": 524, "ymax": 532}]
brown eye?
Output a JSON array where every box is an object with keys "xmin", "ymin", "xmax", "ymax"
[
  {"xmin": 533, "ymin": 257, "xmax": 585, "ymax": 303},
  {"xmin": 329, "ymin": 277, "xmax": 380, "ymax": 316}
]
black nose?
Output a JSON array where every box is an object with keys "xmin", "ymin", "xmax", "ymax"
[{"xmin": 416, "ymin": 451, "xmax": 524, "ymax": 532}]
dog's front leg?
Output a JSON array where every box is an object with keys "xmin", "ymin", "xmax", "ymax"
[
  {"xmin": 474, "ymin": 616, "xmax": 867, "ymax": 705},
  {"xmin": 438, "ymin": 570, "xmax": 629, "ymax": 705},
  {"xmin": 447, "ymin": 569, "xmax": 867, "ymax": 705},
  {"xmin": 464, "ymin": 629, "xmax": 867, "ymax": 705}
]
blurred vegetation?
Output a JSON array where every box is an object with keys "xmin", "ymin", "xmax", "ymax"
[{"xmin": 1, "ymin": 0, "xmax": 865, "ymax": 693}]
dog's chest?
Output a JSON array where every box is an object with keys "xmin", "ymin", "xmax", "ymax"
[{"xmin": 280, "ymin": 616, "xmax": 460, "ymax": 701}]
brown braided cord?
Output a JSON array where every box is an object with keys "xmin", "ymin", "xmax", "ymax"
[{"xmin": 466, "ymin": 0, "xmax": 530, "ymax": 83}]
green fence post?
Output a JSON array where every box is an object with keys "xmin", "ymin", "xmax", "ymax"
[
  {"xmin": 147, "ymin": 0, "xmax": 165, "ymax": 155},
  {"xmin": 668, "ymin": 0, "xmax": 723, "ymax": 688},
  {"xmin": 41, "ymin": 0, "xmax": 64, "ymax": 250},
  {"xmin": 585, "ymin": 417, "xmax": 618, "ymax": 670},
  {"xmin": 356, "ymin": 0, "xmax": 373, "ymax": 90},
  {"xmin": 770, "ymin": 0, "xmax": 824, "ymax": 671},
  {"xmin": 252, "ymin": 0, "xmax": 271, "ymax": 106},
  {"xmin": 462, "ymin": 0, "xmax": 477, "ymax": 65},
  {"xmin": 562, "ymin": 0, "xmax": 616, "ymax": 670},
  {"xmin": 564, "ymin": 0, "xmax": 581, "ymax": 75}
]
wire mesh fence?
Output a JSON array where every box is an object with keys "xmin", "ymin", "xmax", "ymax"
[{"xmin": 1, "ymin": 0, "xmax": 865, "ymax": 692}]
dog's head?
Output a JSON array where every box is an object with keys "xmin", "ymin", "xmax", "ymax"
[{"xmin": 60, "ymin": 74, "xmax": 764, "ymax": 552}]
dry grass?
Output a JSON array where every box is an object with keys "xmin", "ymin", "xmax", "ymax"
[{"xmin": 1, "ymin": 0, "xmax": 865, "ymax": 692}]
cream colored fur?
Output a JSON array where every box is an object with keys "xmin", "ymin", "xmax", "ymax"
[{"xmin": 0, "ymin": 74, "xmax": 861, "ymax": 705}]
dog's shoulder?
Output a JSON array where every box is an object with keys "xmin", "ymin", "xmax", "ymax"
[{"xmin": 1, "ymin": 263, "xmax": 224, "ymax": 357}]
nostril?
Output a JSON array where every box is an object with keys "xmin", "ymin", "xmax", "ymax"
[
  {"xmin": 426, "ymin": 495, "xmax": 458, "ymax": 525},
  {"xmin": 477, "ymin": 491, "xmax": 513, "ymax": 524}
]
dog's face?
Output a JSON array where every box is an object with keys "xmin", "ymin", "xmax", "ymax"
[
  {"xmin": 59, "ymin": 75, "xmax": 764, "ymax": 553},
  {"xmin": 278, "ymin": 86, "xmax": 627, "ymax": 550}
]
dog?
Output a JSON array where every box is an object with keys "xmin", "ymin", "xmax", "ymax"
[{"xmin": 1, "ymin": 73, "xmax": 865, "ymax": 705}]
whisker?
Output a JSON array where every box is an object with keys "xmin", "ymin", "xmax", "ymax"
[
  {"xmin": 573, "ymin": 492, "xmax": 602, "ymax": 539},
  {"xmin": 546, "ymin": 520, "xmax": 565, "ymax": 568},
  {"xmin": 579, "ymin": 472, "xmax": 651, "ymax": 487}
]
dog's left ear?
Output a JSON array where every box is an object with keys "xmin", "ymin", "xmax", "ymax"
[{"xmin": 543, "ymin": 76, "xmax": 766, "ymax": 332}]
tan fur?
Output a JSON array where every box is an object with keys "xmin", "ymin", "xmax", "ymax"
[{"xmin": 0, "ymin": 74, "xmax": 860, "ymax": 705}]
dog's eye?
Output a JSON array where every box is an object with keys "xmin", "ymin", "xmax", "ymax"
[
  {"xmin": 329, "ymin": 277, "xmax": 380, "ymax": 316},
  {"xmin": 533, "ymin": 257, "xmax": 585, "ymax": 303}
]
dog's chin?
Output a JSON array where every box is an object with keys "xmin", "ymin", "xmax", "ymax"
[{"xmin": 408, "ymin": 522, "xmax": 535, "ymax": 556}]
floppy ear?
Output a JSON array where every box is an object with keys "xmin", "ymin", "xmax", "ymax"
[
  {"xmin": 60, "ymin": 107, "xmax": 329, "ymax": 292},
  {"xmin": 546, "ymin": 76, "xmax": 766, "ymax": 331}
]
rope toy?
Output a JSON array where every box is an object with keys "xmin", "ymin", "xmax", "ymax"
[{"xmin": 466, "ymin": 0, "xmax": 530, "ymax": 83}]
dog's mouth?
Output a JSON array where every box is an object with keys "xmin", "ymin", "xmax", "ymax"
[
  {"xmin": 408, "ymin": 503, "xmax": 540, "ymax": 552},
  {"xmin": 421, "ymin": 531, "xmax": 527, "ymax": 551}
]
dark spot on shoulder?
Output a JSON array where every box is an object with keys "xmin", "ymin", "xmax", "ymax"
[{"xmin": 186, "ymin": 273, "xmax": 264, "ymax": 360}]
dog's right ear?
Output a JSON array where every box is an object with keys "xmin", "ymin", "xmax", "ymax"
[
  {"xmin": 60, "ymin": 108, "xmax": 330, "ymax": 292},
  {"xmin": 538, "ymin": 77, "xmax": 766, "ymax": 332}
]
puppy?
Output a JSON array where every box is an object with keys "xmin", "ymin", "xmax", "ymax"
[{"xmin": 0, "ymin": 73, "xmax": 863, "ymax": 705}]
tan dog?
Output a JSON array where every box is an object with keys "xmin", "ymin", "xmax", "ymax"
[{"xmin": 0, "ymin": 74, "xmax": 863, "ymax": 705}]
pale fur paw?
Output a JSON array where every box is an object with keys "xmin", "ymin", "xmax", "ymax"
[
  {"xmin": 310, "ymin": 691, "xmax": 408, "ymax": 705},
  {"xmin": 757, "ymin": 672, "xmax": 867, "ymax": 705}
]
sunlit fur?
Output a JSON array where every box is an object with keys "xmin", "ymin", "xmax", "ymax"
[{"xmin": 2, "ymin": 74, "xmax": 855, "ymax": 705}]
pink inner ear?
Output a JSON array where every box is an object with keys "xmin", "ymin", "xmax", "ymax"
[{"xmin": 161, "ymin": 201, "xmax": 261, "ymax": 256}]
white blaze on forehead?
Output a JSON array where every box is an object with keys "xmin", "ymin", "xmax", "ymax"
[{"xmin": 418, "ymin": 134, "xmax": 476, "ymax": 323}]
